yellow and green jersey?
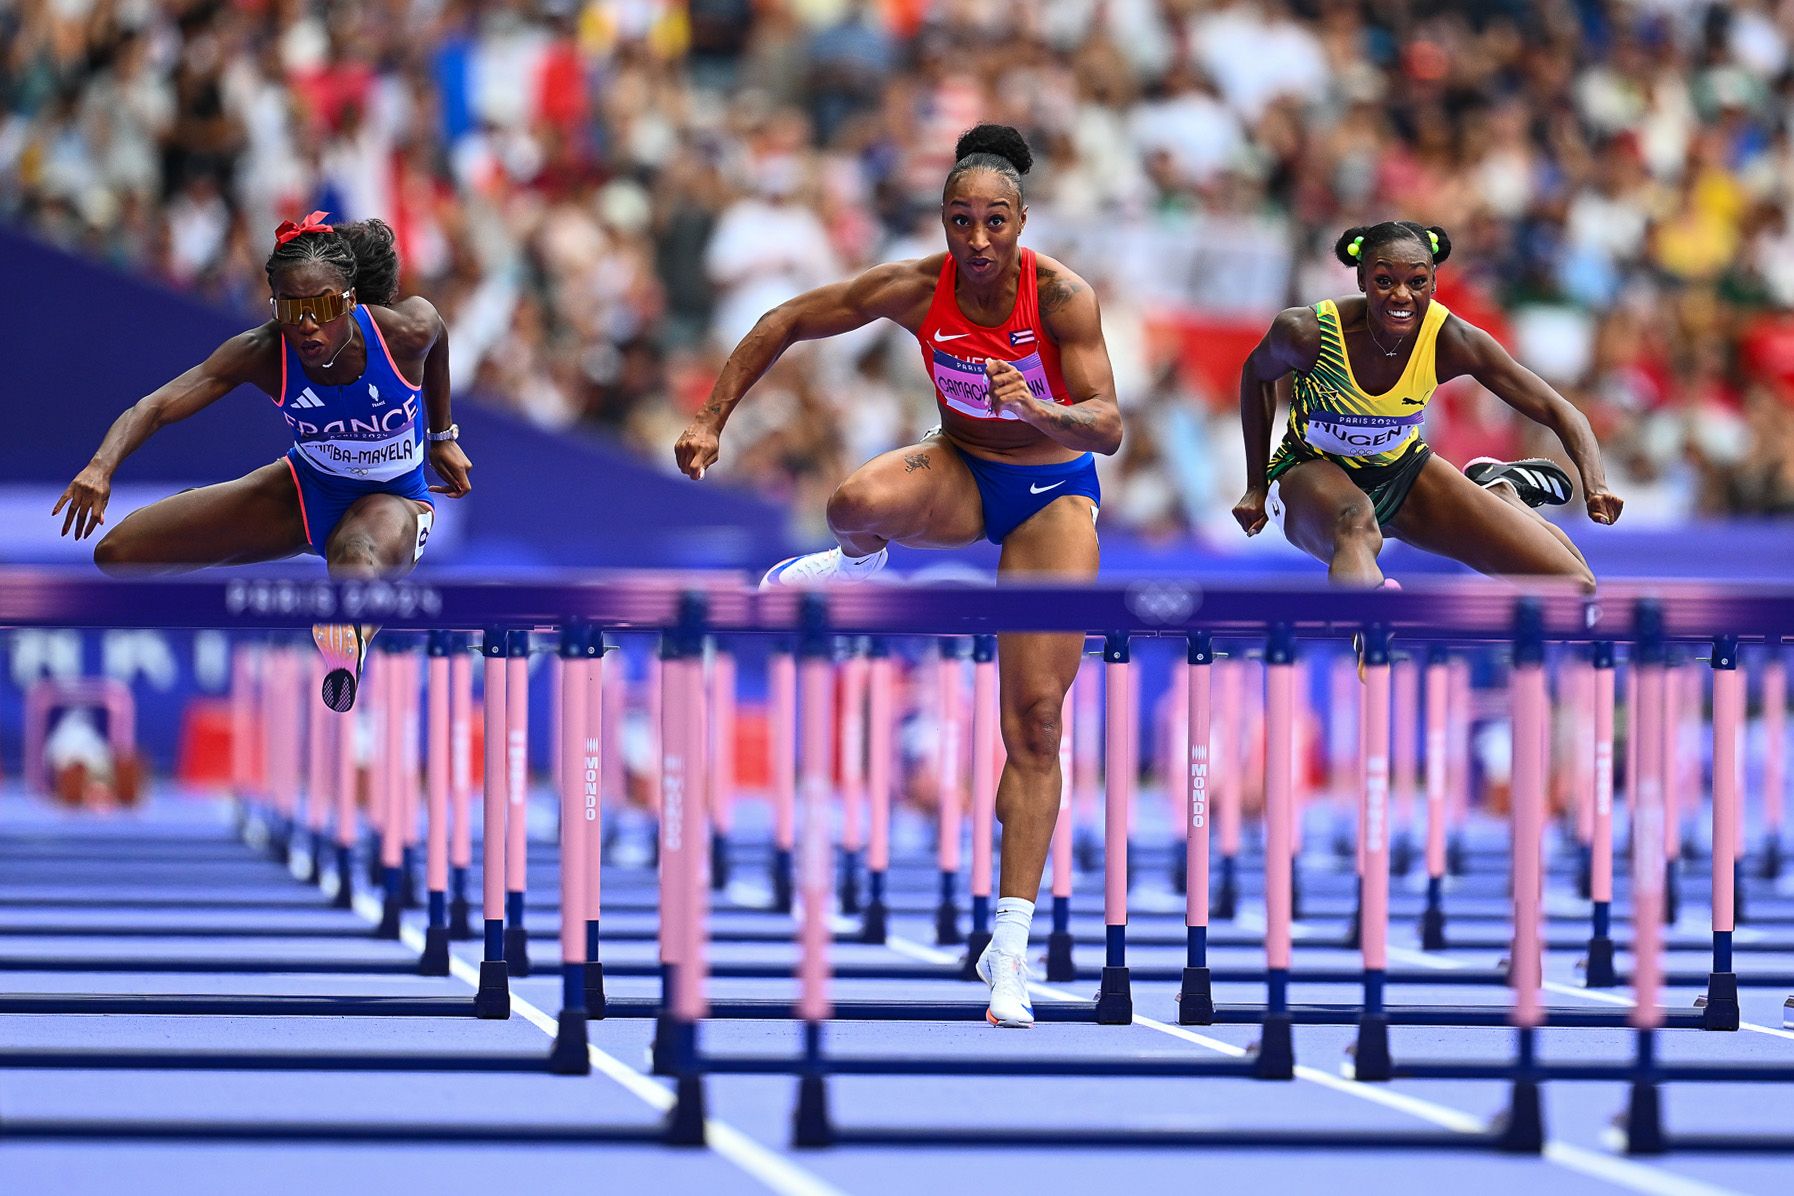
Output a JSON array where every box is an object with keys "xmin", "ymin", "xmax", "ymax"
[{"xmin": 1270, "ymin": 298, "xmax": 1450, "ymax": 476}]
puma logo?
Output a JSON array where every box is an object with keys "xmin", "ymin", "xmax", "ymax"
[{"xmin": 1401, "ymin": 397, "xmax": 1423, "ymax": 406}]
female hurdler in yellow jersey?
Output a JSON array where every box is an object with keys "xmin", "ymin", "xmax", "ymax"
[{"xmin": 1233, "ymin": 220, "xmax": 1623, "ymax": 588}]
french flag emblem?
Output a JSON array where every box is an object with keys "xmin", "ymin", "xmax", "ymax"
[{"xmin": 1009, "ymin": 328, "xmax": 1036, "ymax": 347}]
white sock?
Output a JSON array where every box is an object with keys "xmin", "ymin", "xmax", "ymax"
[
  {"xmin": 991, "ymin": 897, "xmax": 1035, "ymax": 956},
  {"xmin": 839, "ymin": 546, "xmax": 886, "ymax": 572}
]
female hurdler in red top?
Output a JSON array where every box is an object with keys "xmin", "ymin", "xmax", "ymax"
[{"xmin": 675, "ymin": 123, "xmax": 1124, "ymax": 1027}]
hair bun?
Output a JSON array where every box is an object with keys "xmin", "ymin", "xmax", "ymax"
[{"xmin": 954, "ymin": 124, "xmax": 1033, "ymax": 175}]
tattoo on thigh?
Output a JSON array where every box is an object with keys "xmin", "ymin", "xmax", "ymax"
[{"xmin": 904, "ymin": 452, "xmax": 931, "ymax": 473}]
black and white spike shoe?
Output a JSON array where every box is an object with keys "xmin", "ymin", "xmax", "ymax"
[{"xmin": 1464, "ymin": 457, "xmax": 1574, "ymax": 508}]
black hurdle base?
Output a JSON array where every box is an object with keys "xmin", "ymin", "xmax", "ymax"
[
  {"xmin": 1583, "ymin": 936, "xmax": 1618, "ymax": 988},
  {"xmin": 1094, "ymin": 966, "xmax": 1132, "ymax": 1025},
  {"xmin": 859, "ymin": 899, "xmax": 888, "ymax": 945},
  {"xmin": 664, "ymin": 1076, "xmax": 707, "ymax": 1147},
  {"xmin": 418, "ymin": 927, "xmax": 451, "ymax": 977},
  {"xmin": 1252, "ymin": 1014, "xmax": 1294, "ymax": 1080},
  {"xmin": 1176, "ymin": 966, "xmax": 1214, "ymax": 1025},
  {"xmin": 1494, "ymin": 1079, "xmax": 1545, "ymax": 1154},
  {"xmin": 1349, "ymin": 1015, "xmax": 1392, "ymax": 1082},
  {"xmin": 1045, "ymin": 930, "xmax": 1076, "ymax": 983},
  {"xmin": 1420, "ymin": 905, "xmax": 1448, "ymax": 951},
  {"xmin": 504, "ymin": 928, "xmax": 531, "ymax": 977},
  {"xmin": 1622, "ymin": 1080, "xmax": 1665, "ymax": 1155},
  {"xmin": 474, "ymin": 960, "xmax": 510, "ymax": 1020},
  {"xmin": 332, "ymin": 845, "xmax": 355, "ymax": 909},
  {"xmin": 1701, "ymin": 972, "xmax": 1740, "ymax": 1031},
  {"xmin": 548, "ymin": 1009, "xmax": 591, "ymax": 1075},
  {"xmin": 960, "ymin": 930, "xmax": 991, "ymax": 981},
  {"xmin": 793, "ymin": 1074, "xmax": 833, "ymax": 1148}
]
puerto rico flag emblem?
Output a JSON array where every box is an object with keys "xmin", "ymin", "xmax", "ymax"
[{"xmin": 1009, "ymin": 329, "xmax": 1036, "ymax": 347}]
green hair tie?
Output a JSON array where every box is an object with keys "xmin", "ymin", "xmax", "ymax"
[
  {"xmin": 1427, "ymin": 230, "xmax": 1440, "ymax": 254},
  {"xmin": 1348, "ymin": 235, "xmax": 1364, "ymax": 259}
]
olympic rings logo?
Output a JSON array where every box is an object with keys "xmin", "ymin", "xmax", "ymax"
[{"xmin": 1124, "ymin": 582, "xmax": 1199, "ymax": 625}]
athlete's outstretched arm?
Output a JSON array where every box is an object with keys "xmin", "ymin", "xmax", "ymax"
[
  {"xmin": 986, "ymin": 265, "xmax": 1122, "ymax": 454},
  {"xmin": 675, "ymin": 261, "xmax": 926, "ymax": 480},
  {"xmin": 54, "ymin": 329, "xmax": 272, "ymax": 539},
  {"xmin": 400, "ymin": 299, "xmax": 472, "ymax": 499},
  {"xmin": 1442, "ymin": 318, "xmax": 1623, "ymax": 525},
  {"xmin": 1233, "ymin": 307, "xmax": 1319, "ymax": 536}
]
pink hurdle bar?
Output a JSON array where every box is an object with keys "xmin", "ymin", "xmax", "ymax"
[
  {"xmin": 1511, "ymin": 646, "xmax": 1547, "ymax": 1033},
  {"xmin": 968, "ymin": 636, "xmax": 999, "ymax": 958},
  {"xmin": 305, "ymin": 657, "xmax": 330, "ymax": 875},
  {"xmin": 1073, "ymin": 656, "xmax": 1101, "ymax": 865},
  {"xmin": 547, "ymin": 625, "xmax": 593, "ymax": 1071},
  {"xmin": 1095, "ymin": 632, "xmax": 1134, "ymax": 1023},
  {"xmin": 1446, "ymin": 657, "xmax": 1471, "ymax": 874},
  {"xmin": 769, "ymin": 648, "xmax": 797, "ymax": 913},
  {"xmin": 1585, "ymin": 642, "xmax": 1619, "ymax": 987},
  {"xmin": 376, "ymin": 653, "xmax": 405, "ymax": 936},
  {"xmin": 1631, "ymin": 650, "xmax": 1667, "ymax": 1033},
  {"xmin": 862, "ymin": 642, "xmax": 895, "ymax": 941},
  {"xmin": 1704, "ymin": 636, "xmax": 1743, "ymax": 1029},
  {"xmin": 1765, "ymin": 643, "xmax": 1787, "ymax": 877},
  {"xmin": 658, "ymin": 654, "xmax": 692, "ymax": 985},
  {"xmin": 675, "ymin": 641, "xmax": 711, "ymax": 1026},
  {"xmin": 473, "ymin": 631, "xmax": 510, "ymax": 1018},
  {"xmin": 797, "ymin": 648, "xmax": 834, "ymax": 1025},
  {"xmin": 1176, "ymin": 634, "xmax": 1215, "ymax": 1025}
]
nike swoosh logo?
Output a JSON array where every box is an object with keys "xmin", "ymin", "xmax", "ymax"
[
  {"xmin": 932, "ymin": 330, "xmax": 972, "ymax": 342},
  {"xmin": 1029, "ymin": 481, "xmax": 1066, "ymax": 495}
]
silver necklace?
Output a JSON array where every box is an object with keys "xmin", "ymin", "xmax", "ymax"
[
  {"xmin": 1365, "ymin": 317, "xmax": 1407, "ymax": 358},
  {"xmin": 321, "ymin": 320, "xmax": 359, "ymax": 370}
]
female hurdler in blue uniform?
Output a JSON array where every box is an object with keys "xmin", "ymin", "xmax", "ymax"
[{"xmin": 56, "ymin": 212, "xmax": 472, "ymax": 710}]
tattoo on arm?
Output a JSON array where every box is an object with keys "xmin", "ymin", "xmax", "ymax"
[
  {"xmin": 903, "ymin": 452, "xmax": 931, "ymax": 473},
  {"xmin": 1038, "ymin": 270, "xmax": 1085, "ymax": 316},
  {"xmin": 1041, "ymin": 404, "xmax": 1098, "ymax": 433}
]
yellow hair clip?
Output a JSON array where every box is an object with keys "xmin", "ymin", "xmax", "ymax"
[
  {"xmin": 1348, "ymin": 235, "xmax": 1364, "ymax": 258},
  {"xmin": 1427, "ymin": 230, "xmax": 1440, "ymax": 254}
]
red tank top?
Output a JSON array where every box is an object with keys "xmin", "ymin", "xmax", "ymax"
[{"xmin": 915, "ymin": 248, "xmax": 1072, "ymax": 423}]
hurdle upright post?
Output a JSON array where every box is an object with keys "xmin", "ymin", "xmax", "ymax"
[
  {"xmin": 1045, "ymin": 683, "xmax": 1077, "ymax": 982},
  {"xmin": 962, "ymin": 634, "xmax": 998, "ymax": 977},
  {"xmin": 582, "ymin": 630, "xmax": 608, "ymax": 1013},
  {"xmin": 708, "ymin": 641, "xmax": 736, "ymax": 891},
  {"xmin": 418, "ymin": 631, "xmax": 453, "ymax": 976},
  {"xmin": 1094, "ymin": 631, "xmax": 1135, "ymax": 1025},
  {"xmin": 663, "ymin": 594, "xmax": 711, "ymax": 1143},
  {"xmin": 1256, "ymin": 623, "xmax": 1297, "ymax": 1078},
  {"xmin": 376, "ymin": 644, "xmax": 405, "ymax": 940},
  {"xmin": 1623, "ymin": 601, "xmax": 1669, "ymax": 1154},
  {"xmin": 860, "ymin": 638, "xmax": 894, "ymax": 943},
  {"xmin": 1214, "ymin": 655, "xmax": 1244, "ymax": 921},
  {"xmin": 1351, "ymin": 626, "xmax": 1393, "ymax": 1080},
  {"xmin": 792, "ymin": 593, "xmax": 837, "ymax": 1148},
  {"xmin": 1420, "ymin": 645, "xmax": 1450, "ymax": 950},
  {"xmin": 1761, "ymin": 638, "xmax": 1786, "ymax": 880},
  {"xmin": 549, "ymin": 622, "xmax": 593, "ymax": 1073},
  {"xmin": 330, "ymin": 671, "xmax": 357, "ymax": 909},
  {"xmin": 502, "ymin": 629, "xmax": 532, "ymax": 975},
  {"xmin": 1391, "ymin": 655, "xmax": 1418, "ymax": 877},
  {"xmin": 1704, "ymin": 634, "xmax": 1743, "ymax": 1031},
  {"xmin": 1177, "ymin": 632, "xmax": 1215, "ymax": 1025},
  {"xmin": 1497, "ymin": 599, "xmax": 1547, "ymax": 1153},
  {"xmin": 304, "ymin": 654, "xmax": 329, "ymax": 885},
  {"xmin": 838, "ymin": 641, "xmax": 868, "ymax": 915},
  {"xmin": 447, "ymin": 639, "xmax": 475, "ymax": 938},
  {"xmin": 1585, "ymin": 642, "xmax": 1619, "ymax": 987},
  {"xmin": 934, "ymin": 637, "xmax": 967, "ymax": 946},
  {"xmin": 768, "ymin": 645, "xmax": 797, "ymax": 914},
  {"xmin": 473, "ymin": 628, "xmax": 510, "ymax": 1019}
]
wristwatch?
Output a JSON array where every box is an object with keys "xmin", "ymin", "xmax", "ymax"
[{"xmin": 426, "ymin": 423, "xmax": 459, "ymax": 442}]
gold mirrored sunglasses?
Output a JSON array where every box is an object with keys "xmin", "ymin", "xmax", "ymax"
[{"xmin": 270, "ymin": 290, "xmax": 353, "ymax": 326}]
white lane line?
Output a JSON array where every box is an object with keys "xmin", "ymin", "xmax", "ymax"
[
  {"xmin": 348, "ymin": 894, "xmax": 844, "ymax": 1196},
  {"xmin": 881, "ymin": 932, "xmax": 1745, "ymax": 1196}
]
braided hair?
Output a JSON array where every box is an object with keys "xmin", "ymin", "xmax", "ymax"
[
  {"xmin": 944, "ymin": 123, "xmax": 1033, "ymax": 204},
  {"xmin": 264, "ymin": 215, "xmax": 401, "ymax": 306},
  {"xmin": 1333, "ymin": 221, "xmax": 1453, "ymax": 270}
]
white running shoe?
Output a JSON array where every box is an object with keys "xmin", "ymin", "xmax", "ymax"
[
  {"xmin": 975, "ymin": 942, "xmax": 1035, "ymax": 1028},
  {"xmin": 758, "ymin": 546, "xmax": 888, "ymax": 590}
]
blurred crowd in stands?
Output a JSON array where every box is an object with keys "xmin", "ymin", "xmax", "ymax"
[{"xmin": 6, "ymin": 0, "xmax": 1794, "ymax": 542}]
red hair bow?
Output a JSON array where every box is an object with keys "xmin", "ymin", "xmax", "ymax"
[{"xmin": 274, "ymin": 210, "xmax": 334, "ymax": 246}]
